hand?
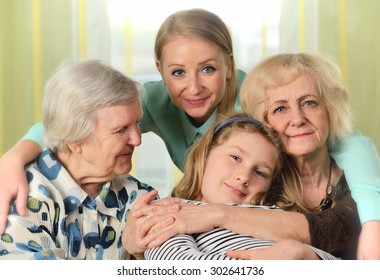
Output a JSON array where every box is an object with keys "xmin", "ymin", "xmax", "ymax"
[
  {"xmin": 0, "ymin": 151, "xmax": 29, "ymax": 234},
  {"xmin": 139, "ymin": 202, "xmax": 224, "ymax": 248},
  {"xmin": 122, "ymin": 190, "xmax": 180, "ymax": 258},
  {"xmin": 357, "ymin": 220, "xmax": 380, "ymax": 259},
  {"xmin": 226, "ymin": 239, "xmax": 319, "ymax": 260}
]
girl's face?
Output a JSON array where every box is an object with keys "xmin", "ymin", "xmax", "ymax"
[
  {"xmin": 157, "ymin": 35, "xmax": 232, "ymax": 126},
  {"xmin": 200, "ymin": 131, "xmax": 278, "ymax": 204},
  {"xmin": 265, "ymin": 74, "xmax": 329, "ymax": 159}
]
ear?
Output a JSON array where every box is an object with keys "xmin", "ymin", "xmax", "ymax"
[
  {"xmin": 156, "ymin": 60, "xmax": 166, "ymax": 85},
  {"xmin": 155, "ymin": 60, "xmax": 162, "ymax": 75},
  {"xmin": 67, "ymin": 142, "xmax": 82, "ymax": 153}
]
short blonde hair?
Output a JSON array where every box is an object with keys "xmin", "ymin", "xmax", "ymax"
[
  {"xmin": 240, "ymin": 53, "xmax": 352, "ymax": 148},
  {"xmin": 43, "ymin": 59, "xmax": 142, "ymax": 152}
]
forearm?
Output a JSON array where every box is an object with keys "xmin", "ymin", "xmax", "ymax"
[
  {"xmin": 330, "ymin": 131, "xmax": 380, "ymax": 223},
  {"xmin": 215, "ymin": 205, "xmax": 310, "ymax": 244},
  {"xmin": 3, "ymin": 140, "xmax": 42, "ymax": 166}
]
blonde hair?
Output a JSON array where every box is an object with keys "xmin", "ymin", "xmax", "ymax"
[
  {"xmin": 240, "ymin": 53, "xmax": 352, "ymax": 148},
  {"xmin": 171, "ymin": 113, "xmax": 307, "ymax": 212},
  {"xmin": 154, "ymin": 8, "xmax": 238, "ymax": 118},
  {"xmin": 43, "ymin": 59, "xmax": 142, "ymax": 152}
]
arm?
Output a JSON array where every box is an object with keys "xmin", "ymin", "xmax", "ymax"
[
  {"xmin": 139, "ymin": 203, "xmax": 310, "ymax": 248},
  {"xmin": 140, "ymin": 198, "xmax": 359, "ymax": 259},
  {"xmin": 226, "ymin": 239, "xmax": 338, "ymax": 260},
  {"xmin": 357, "ymin": 221, "xmax": 380, "ymax": 259},
  {"xmin": 330, "ymin": 131, "xmax": 380, "ymax": 223},
  {"xmin": 330, "ymin": 131, "xmax": 380, "ymax": 259},
  {"xmin": 0, "ymin": 122, "xmax": 44, "ymax": 234}
]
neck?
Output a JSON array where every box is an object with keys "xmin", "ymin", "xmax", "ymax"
[
  {"xmin": 56, "ymin": 150, "xmax": 111, "ymax": 198},
  {"xmin": 291, "ymin": 147, "xmax": 335, "ymax": 207}
]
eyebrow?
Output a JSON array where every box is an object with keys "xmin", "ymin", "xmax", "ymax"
[{"xmin": 167, "ymin": 58, "xmax": 219, "ymax": 68}]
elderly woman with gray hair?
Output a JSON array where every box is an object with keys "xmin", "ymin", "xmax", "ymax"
[{"xmin": 0, "ymin": 60, "xmax": 155, "ymax": 259}]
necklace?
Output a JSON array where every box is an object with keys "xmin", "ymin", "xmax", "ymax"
[{"xmin": 319, "ymin": 156, "xmax": 333, "ymax": 211}]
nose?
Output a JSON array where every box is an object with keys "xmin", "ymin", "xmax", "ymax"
[
  {"xmin": 127, "ymin": 126, "xmax": 142, "ymax": 147},
  {"xmin": 235, "ymin": 167, "xmax": 251, "ymax": 187},
  {"xmin": 289, "ymin": 106, "xmax": 306, "ymax": 127},
  {"xmin": 186, "ymin": 73, "xmax": 202, "ymax": 95}
]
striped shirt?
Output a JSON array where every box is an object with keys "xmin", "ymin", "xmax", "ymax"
[{"xmin": 145, "ymin": 200, "xmax": 338, "ymax": 260}]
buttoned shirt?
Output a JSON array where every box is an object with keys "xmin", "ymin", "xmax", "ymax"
[{"xmin": 0, "ymin": 149, "xmax": 154, "ymax": 259}]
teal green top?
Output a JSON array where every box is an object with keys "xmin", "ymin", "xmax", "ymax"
[{"xmin": 21, "ymin": 69, "xmax": 380, "ymax": 224}]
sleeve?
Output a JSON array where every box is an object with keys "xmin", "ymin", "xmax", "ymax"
[
  {"xmin": 20, "ymin": 122, "xmax": 45, "ymax": 149},
  {"xmin": 330, "ymin": 131, "xmax": 380, "ymax": 223},
  {"xmin": 0, "ymin": 197, "xmax": 65, "ymax": 260}
]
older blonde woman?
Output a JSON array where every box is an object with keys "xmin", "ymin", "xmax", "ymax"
[
  {"xmin": 0, "ymin": 60, "xmax": 155, "ymax": 259},
  {"xmin": 233, "ymin": 53, "xmax": 379, "ymax": 260}
]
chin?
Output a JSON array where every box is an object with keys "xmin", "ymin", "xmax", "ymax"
[{"xmin": 115, "ymin": 164, "xmax": 132, "ymax": 175}]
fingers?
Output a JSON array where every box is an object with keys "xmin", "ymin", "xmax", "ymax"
[
  {"xmin": 134, "ymin": 190, "xmax": 159, "ymax": 210},
  {"xmin": 16, "ymin": 183, "xmax": 28, "ymax": 217},
  {"xmin": 132, "ymin": 197, "xmax": 180, "ymax": 219},
  {"xmin": 141, "ymin": 223, "xmax": 179, "ymax": 248},
  {"xmin": 226, "ymin": 249, "xmax": 254, "ymax": 260},
  {"xmin": 153, "ymin": 196, "xmax": 181, "ymax": 206},
  {"xmin": 0, "ymin": 193, "xmax": 13, "ymax": 235}
]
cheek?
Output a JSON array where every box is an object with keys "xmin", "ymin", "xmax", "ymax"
[{"xmin": 267, "ymin": 116, "xmax": 284, "ymax": 134}]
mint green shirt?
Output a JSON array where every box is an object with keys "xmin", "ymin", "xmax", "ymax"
[{"xmin": 21, "ymin": 69, "xmax": 380, "ymax": 224}]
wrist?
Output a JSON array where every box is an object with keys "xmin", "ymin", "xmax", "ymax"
[{"xmin": 211, "ymin": 203, "xmax": 230, "ymax": 228}]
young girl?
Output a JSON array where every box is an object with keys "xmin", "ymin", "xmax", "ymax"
[{"xmin": 142, "ymin": 113, "xmax": 337, "ymax": 260}]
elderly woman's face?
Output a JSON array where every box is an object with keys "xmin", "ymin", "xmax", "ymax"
[
  {"xmin": 265, "ymin": 74, "xmax": 329, "ymax": 158},
  {"xmin": 79, "ymin": 101, "xmax": 142, "ymax": 178}
]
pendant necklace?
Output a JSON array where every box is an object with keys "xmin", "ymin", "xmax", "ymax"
[{"xmin": 319, "ymin": 156, "xmax": 333, "ymax": 211}]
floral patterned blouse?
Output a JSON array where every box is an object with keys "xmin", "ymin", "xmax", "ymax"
[{"xmin": 0, "ymin": 149, "xmax": 154, "ymax": 259}]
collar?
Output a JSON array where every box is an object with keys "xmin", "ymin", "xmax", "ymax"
[
  {"xmin": 180, "ymin": 109, "xmax": 218, "ymax": 146},
  {"xmin": 37, "ymin": 149, "xmax": 121, "ymax": 219}
]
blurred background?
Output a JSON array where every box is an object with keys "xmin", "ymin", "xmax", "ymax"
[{"xmin": 0, "ymin": 0, "xmax": 379, "ymax": 197}]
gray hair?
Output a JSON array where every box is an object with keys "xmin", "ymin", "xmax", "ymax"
[{"xmin": 42, "ymin": 59, "xmax": 142, "ymax": 152}]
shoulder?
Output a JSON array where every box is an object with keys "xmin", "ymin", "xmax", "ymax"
[{"xmin": 117, "ymin": 174, "xmax": 156, "ymax": 193}]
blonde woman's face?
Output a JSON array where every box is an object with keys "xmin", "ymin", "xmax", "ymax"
[
  {"xmin": 265, "ymin": 74, "xmax": 329, "ymax": 158},
  {"xmin": 158, "ymin": 35, "xmax": 231, "ymax": 126},
  {"xmin": 200, "ymin": 131, "xmax": 277, "ymax": 204}
]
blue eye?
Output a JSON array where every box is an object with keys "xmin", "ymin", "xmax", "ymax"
[
  {"xmin": 304, "ymin": 100, "xmax": 317, "ymax": 106},
  {"xmin": 172, "ymin": 69, "xmax": 185, "ymax": 77},
  {"xmin": 273, "ymin": 106, "xmax": 286, "ymax": 113},
  {"xmin": 202, "ymin": 66, "xmax": 216, "ymax": 73}
]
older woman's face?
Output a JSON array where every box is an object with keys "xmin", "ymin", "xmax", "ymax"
[
  {"xmin": 265, "ymin": 74, "xmax": 329, "ymax": 158},
  {"xmin": 79, "ymin": 101, "xmax": 142, "ymax": 179}
]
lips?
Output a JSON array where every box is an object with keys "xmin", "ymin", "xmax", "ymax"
[
  {"xmin": 225, "ymin": 183, "xmax": 246, "ymax": 196},
  {"xmin": 118, "ymin": 150, "xmax": 133, "ymax": 158},
  {"xmin": 185, "ymin": 97, "xmax": 208, "ymax": 106},
  {"xmin": 288, "ymin": 131, "xmax": 313, "ymax": 138}
]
